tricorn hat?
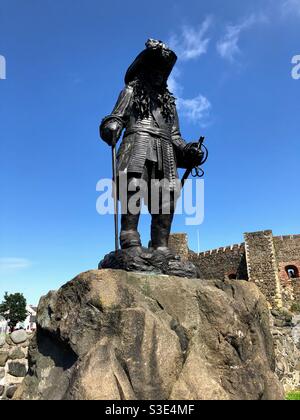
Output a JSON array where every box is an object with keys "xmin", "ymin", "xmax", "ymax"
[{"xmin": 125, "ymin": 39, "xmax": 177, "ymax": 85}]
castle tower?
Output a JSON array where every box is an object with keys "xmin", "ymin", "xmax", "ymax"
[
  {"xmin": 168, "ymin": 233, "xmax": 189, "ymax": 260},
  {"xmin": 244, "ymin": 230, "xmax": 283, "ymax": 308}
]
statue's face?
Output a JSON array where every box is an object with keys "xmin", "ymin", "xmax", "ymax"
[{"xmin": 149, "ymin": 69, "xmax": 165, "ymax": 88}]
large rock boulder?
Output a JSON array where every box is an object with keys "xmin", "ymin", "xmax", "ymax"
[
  {"xmin": 272, "ymin": 312, "xmax": 300, "ymax": 391},
  {"xmin": 15, "ymin": 270, "xmax": 284, "ymax": 400}
]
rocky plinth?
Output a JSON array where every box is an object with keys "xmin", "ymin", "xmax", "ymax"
[{"xmin": 15, "ymin": 270, "xmax": 284, "ymax": 400}]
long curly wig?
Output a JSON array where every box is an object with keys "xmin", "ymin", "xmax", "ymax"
[{"xmin": 129, "ymin": 75, "xmax": 176, "ymax": 123}]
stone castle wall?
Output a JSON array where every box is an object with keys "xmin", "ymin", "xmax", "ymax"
[
  {"xmin": 188, "ymin": 244, "xmax": 247, "ymax": 280},
  {"xmin": 0, "ymin": 331, "xmax": 30, "ymax": 400},
  {"xmin": 273, "ymin": 234, "xmax": 300, "ymax": 262},
  {"xmin": 169, "ymin": 230, "xmax": 300, "ymax": 309},
  {"xmin": 168, "ymin": 233, "xmax": 189, "ymax": 261},
  {"xmin": 244, "ymin": 231, "xmax": 283, "ymax": 308},
  {"xmin": 274, "ymin": 235, "xmax": 300, "ymax": 305},
  {"xmin": 292, "ymin": 280, "xmax": 300, "ymax": 303}
]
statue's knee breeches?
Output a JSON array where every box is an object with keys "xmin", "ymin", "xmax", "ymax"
[{"xmin": 119, "ymin": 167, "xmax": 178, "ymax": 250}]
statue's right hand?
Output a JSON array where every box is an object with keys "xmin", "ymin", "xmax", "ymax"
[
  {"xmin": 100, "ymin": 120, "xmax": 121, "ymax": 146},
  {"xmin": 106, "ymin": 120, "xmax": 120, "ymax": 133}
]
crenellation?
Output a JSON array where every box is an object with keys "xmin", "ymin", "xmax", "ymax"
[
  {"xmin": 275, "ymin": 234, "xmax": 300, "ymax": 241},
  {"xmin": 197, "ymin": 243, "xmax": 244, "ymax": 257}
]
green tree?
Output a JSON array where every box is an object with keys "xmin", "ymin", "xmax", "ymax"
[{"xmin": 0, "ymin": 292, "xmax": 27, "ymax": 330}]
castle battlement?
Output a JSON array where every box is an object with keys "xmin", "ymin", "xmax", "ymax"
[
  {"xmin": 199, "ymin": 243, "xmax": 245, "ymax": 256},
  {"xmin": 275, "ymin": 234, "xmax": 300, "ymax": 241}
]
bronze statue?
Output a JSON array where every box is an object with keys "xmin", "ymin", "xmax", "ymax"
[{"xmin": 100, "ymin": 39, "xmax": 206, "ymax": 256}]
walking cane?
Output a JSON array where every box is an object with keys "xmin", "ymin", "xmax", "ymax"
[{"xmin": 111, "ymin": 136, "xmax": 119, "ymax": 251}]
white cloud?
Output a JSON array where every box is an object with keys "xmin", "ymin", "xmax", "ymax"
[
  {"xmin": 168, "ymin": 72, "xmax": 211, "ymax": 125},
  {"xmin": 168, "ymin": 68, "xmax": 183, "ymax": 96},
  {"xmin": 0, "ymin": 258, "xmax": 32, "ymax": 271},
  {"xmin": 217, "ymin": 14, "xmax": 267, "ymax": 62},
  {"xmin": 167, "ymin": 19, "xmax": 212, "ymax": 124},
  {"xmin": 169, "ymin": 17, "xmax": 213, "ymax": 61},
  {"xmin": 177, "ymin": 95, "xmax": 211, "ymax": 124},
  {"xmin": 281, "ymin": 0, "xmax": 300, "ymax": 16}
]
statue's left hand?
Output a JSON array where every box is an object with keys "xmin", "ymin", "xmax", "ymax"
[{"xmin": 184, "ymin": 142, "xmax": 204, "ymax": 167}]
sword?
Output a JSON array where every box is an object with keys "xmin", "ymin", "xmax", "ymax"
[{"xmin": 111, "ymin": 137, "xmax": 119, "ymax": 251}]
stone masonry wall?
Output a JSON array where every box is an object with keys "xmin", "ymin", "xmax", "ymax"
[
  {"xmin": 292, "ymin": 280, "xmax": 300, "ymax": 303},
  {"xmin": 0, "ymin": 331, "xmax": 30, "ymax": 400},
  {"xmin": 273, "ymin": 235, "xmax": 300, "ymax": 306},
  {"xmin": 168, "ymin": 234, "xmax": 247, "ymax": 280},
  {"xmin": 244, "ymin": 231, "xmax": 283, "ymax": 308},
  {"xmin": 273, "ymin": 234, "xmax": 300, "ymax": 262},
  {"xmin": 189, "ymin": 245, "xmax": 247, "ymax": 280},
  {"xmin": 277, "ymin": 261, "xmax": 300, "ymax": 307},
  {"xmin": 168, "ymin": 233, "xmax": 189, "ymax": 261},
  {"xmin": 169, "ymin": 231, "xmax": 300, "ymax": 308}
]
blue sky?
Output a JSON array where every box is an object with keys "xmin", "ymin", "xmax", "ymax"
[{"xmin": 0, "ymin": 0, "xmax": 299, "ymax": 304}]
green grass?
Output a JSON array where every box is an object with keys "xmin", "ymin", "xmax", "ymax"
[{"xmin": 286, "ymin": 391, "xmax": 300, "ymax": 400}]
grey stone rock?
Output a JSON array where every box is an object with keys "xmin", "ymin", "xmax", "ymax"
[
  {"xmin": 272, "ymin": 313, "xmax": 300, "ymax": 392},
  {"xmin": 99, "ymin": 247, "xmax": 200, "ymax": 278},
  {"xmin": 0, "ymin": 351, "xmax": 9, "ymax": 367},
  {"xmin": 5, "ymin": 335, "xmax": 13, "ymax": 346},
  {"xmin": 9, "ymin": 347, "xmax": 25, "ymax": 360},
  {"xmin": 0, "ymin": 368, "xmax": 5, "ymax": 379},
  {"xmin": 8, "ymin": 362, "xmax": 27, "ymax": 377},
  {"xmin": 0, "ymin": 385, "xmax": 4, "ymax": 397},
  {"xmin": 0, "ymin": 334, "xmax": 6, "ymax": 347},
  {"xmin": 6, "ymin": 385, "xmax": 18, "ymax": 399},
  {"xmin": 10, "ymin": 330, "xmax": 28, "ymax": 345},
  {"xmin": 15, "ymin": 269, "xmax": 284, "ymax": 401}
]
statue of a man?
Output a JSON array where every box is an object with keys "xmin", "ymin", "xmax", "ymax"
[{"xmin": 100, "ymin": 39, "xmax": 202, "ymax": 254}]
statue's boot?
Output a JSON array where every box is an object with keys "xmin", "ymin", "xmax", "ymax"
[
  {"xmin": 120, "ymin": 214, "xmax": 142, "ymax": 250},
  {"xmin": 151, "ymin": 214, "xmax": 175, "ymax": 257}
]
